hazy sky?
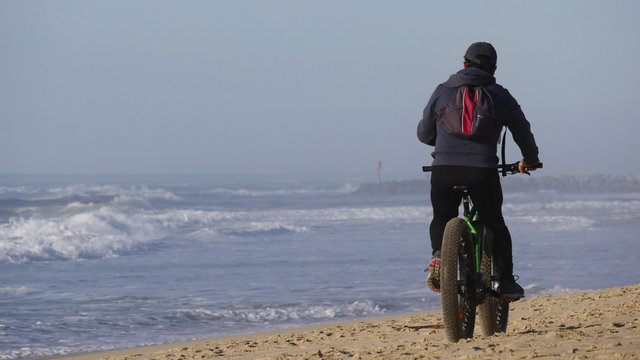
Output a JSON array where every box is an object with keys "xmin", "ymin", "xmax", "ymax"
[{"xmin": 1, "ymin": 1, "xmax": 639, "ymax": 177}]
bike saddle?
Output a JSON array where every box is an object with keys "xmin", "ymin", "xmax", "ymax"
[{"xmin": 452, "ymin": 185, "xmax": 471, "ymax": 192}]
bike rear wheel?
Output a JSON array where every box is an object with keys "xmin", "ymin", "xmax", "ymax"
[
  {"xmin": 440, "ymin": 217, "xmax": 476, "ymax": 342},
  {"xmin": 495, "ymin": 294, "xmax": 510, "ymax": 332},
  {"xmin": 477, "ymin": 227, "xmax": 497, "ymax": 336}
]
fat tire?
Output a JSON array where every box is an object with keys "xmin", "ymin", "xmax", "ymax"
[
  {"xmin": 495, "ymin": 298, "xmax": 509, "ymax": 333},
  {"xmin": 477, "ymin": 229, "xmax": 498, "ymax": 336},
  {"xmin": 440, "ymin": 217, "xmax": 476, "ymax": 342},
  {"xmin": 476, "ymin": 226, "xmax": 510, "ymax": 335}
]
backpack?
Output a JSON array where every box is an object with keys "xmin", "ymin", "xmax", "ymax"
[{"xmin": 436, "ymin": 85, "xmax": 499, "ymax": 140}]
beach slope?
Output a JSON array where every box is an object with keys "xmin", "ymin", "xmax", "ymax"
[{"xmin": 57, "ymin": 284, "xmax": 639, "ymax": 360}]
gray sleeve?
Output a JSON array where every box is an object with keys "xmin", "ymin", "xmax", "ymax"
[
  {"xmin": 417, "ymin": 86, "xmax": 442, "ymax": 146},
  {"xmin": 505, "ymin": 94, "xmax": 540, "ymax": 165}
]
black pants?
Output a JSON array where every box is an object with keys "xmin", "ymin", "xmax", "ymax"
[{"xmin": 429, "ymin": 165, "xmax": 514, "ymax": 279}]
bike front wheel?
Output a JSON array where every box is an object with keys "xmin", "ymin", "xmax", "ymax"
[
  {"xmin": 440, "ymin": 217, "xmax": 476, "ymax": 342},
  {"xmin": 477, "ymin": 226, "xmax": 510, "ymax": 335}
]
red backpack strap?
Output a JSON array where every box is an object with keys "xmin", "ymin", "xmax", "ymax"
[{"xmin": 461, "ymin": 86, "xmax": 477, "ymax": 136}]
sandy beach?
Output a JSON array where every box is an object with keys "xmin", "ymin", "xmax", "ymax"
[{"xmin": 53, "ymin": 284, "xmax": 640, "ymax": 360}]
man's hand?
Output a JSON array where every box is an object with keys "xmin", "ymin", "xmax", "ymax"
[{"xmin": 518, "ymin": 159, "xmax": 539, "ymax": 174}]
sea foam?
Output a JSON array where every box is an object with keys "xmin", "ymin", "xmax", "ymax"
[{"xmin": 172, "ymin": 300, "xmax": 384, "ymax": 324}]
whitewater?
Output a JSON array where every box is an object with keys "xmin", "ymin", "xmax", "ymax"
[{"xmin": 0, "ymin": 174, "xmax": 638, "ymax": 359}]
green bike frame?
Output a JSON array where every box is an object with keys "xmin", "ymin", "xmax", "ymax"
[{"xmin": 463, "ymin": 206, "xmax": 482, "ymax": 273}]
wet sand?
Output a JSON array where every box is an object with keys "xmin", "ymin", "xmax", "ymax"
[{"xmin": 56, "ymin": 284, "xmax": 640, "ymax": 359}]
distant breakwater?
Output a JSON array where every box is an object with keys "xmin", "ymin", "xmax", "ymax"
[{"xmin": 354, "ymin": 174, "xmax": 640, "ymax": 195}]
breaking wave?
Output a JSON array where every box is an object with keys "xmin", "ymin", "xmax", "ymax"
[
  {"xmin": 0, "ymin": 205, "xmax": 430, "ymax": 264},
  {"xmin": 0, "ymin": 208, "xmax": 161, "ymax": 264}
]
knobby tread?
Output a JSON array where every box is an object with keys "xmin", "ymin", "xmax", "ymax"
[
  {"xmin": 440, "ymin": 217, "xmax": 476, "ymax": 342},
  {"xmin": 477, "ymin": 226, "xmax": 498, "ymax": 336}
]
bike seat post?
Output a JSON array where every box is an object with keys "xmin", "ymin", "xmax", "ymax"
[
  {"xmin": 462, "ymin": 191, "xmax": 471, "ymax": 218},
  {"xmin": 453, "ymin": 186, "xmax": 472, "ymax": 217}
]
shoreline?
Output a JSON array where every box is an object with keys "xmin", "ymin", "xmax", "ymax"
[{"xmin": 52, "ymin": 284, "xmax": 640, "ymax": 360}]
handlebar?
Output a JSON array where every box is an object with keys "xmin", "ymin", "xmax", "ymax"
[
  {"xmin": 498, "ymin": 162, "xmax": 543, "ymax": 175},
  {"xmin": 422, "ymin": 162, "xmax": 543, "ymax": 175}
]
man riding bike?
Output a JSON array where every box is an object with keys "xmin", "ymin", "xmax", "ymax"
[{"xmin": 417, "ymin": 42, "xmax": 541, "ymax": 300}]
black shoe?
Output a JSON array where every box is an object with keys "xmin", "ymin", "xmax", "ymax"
[{"xmin": 498, "ymin": 276, "xmax": 524, "ymax": 301}]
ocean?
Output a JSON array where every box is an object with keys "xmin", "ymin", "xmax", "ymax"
[{"xmin": 1, "ymin": 174, "xmax": 639, "ymax": 359}]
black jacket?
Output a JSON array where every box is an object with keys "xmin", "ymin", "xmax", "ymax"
[{"xmin": 417, "ymin": 67, "xmax": 539, "ymax": 167}]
